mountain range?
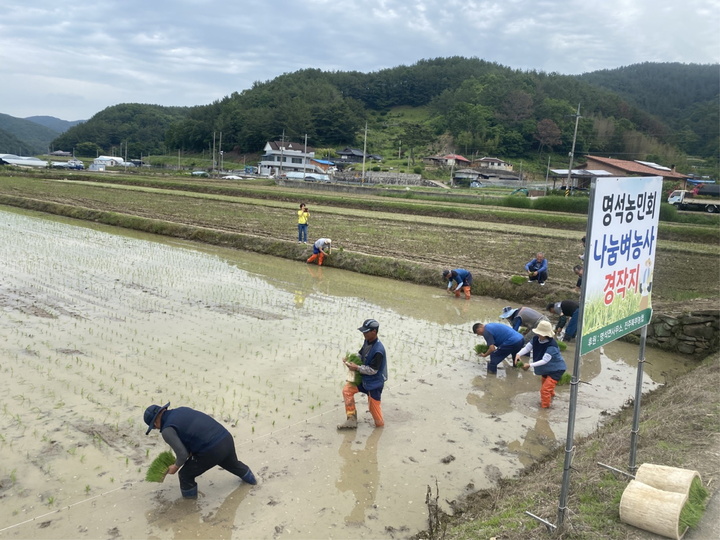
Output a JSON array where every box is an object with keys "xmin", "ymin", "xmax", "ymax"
[
  {"xmin": 1, "ymin": 60, "xmax": 717, "ymax": 170},
  {"xmin": 0, "ymin": 114, "xmax": 84, "ymax": 155}
]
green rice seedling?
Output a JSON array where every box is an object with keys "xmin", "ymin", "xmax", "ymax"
[
  {"xmin": 557, "ymin": 372, "xmax": 572, "ymax": 386},
  {"xmin": 344, "ymin": 353, "xmax": 362, "ymax": 385},
  {"xmin": 474, "ymin": 344, "xmax": 489, "ymax": 355},
  {"xmin": 680, "ymin": 477, "xmax": 709, "ymax": 530},
  {"xmin": 145, "ymin": 451, "xmax": 175, "ymax": 482},
  {"xmin": 510, "ymin": 275, "xmax": 526, "ymax": 285},
  {"xmin": 558, "ymin": 340, "xmax": 568, "ymax": 351}
]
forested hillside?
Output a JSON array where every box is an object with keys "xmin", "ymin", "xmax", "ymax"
[
  {"xmin": 52, "ymin": 103, "xmax": 192, "ymax": 157},
  {"xmin": 578, "ymin": 62, "xmax": 719, "ymax": 158},
  {"xmin": 50, "ymin": 58, "xmax": 719, "ymax": 168},
  {"xmin": 25, "ymin": 116, "xmax": 84, "ymax": 134},
  {"xmin": 0, "ymin": 113, "xmax": 62, "ymax": 154},
  {"xmin": 0, "ymin": 128, "xmax": 35, "ymax": 155}
]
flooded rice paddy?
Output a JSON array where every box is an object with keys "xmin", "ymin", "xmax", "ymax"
[{"xmin": 0, "ymin": 206, "xmax": 693, "ymax": 539}]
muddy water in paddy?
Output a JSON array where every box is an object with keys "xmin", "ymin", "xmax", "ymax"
[{"xmin": 0, "ymin": 207, "xmax": 692, "ymax": 539}]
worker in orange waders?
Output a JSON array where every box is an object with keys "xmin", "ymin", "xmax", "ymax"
[
  {"xmin": 306, "ymin": 238, "xmax": 331, "ymax": 266},
  {"xmin": 516, "ymin": 320, "xmax": 568, "ymax": 408},
  {"xmin": 338, "ymin": 319, "xmax": 388, "ymax": 429},
  {"xmin": 442, "ymin": 268, "xmax": 473, "ymax": 299}
]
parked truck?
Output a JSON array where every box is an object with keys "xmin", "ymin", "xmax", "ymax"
[{"xmin": 667, "ymin": 184, "xmax": 720, "ymax": 213}]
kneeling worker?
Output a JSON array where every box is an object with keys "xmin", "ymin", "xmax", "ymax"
[
  {"xmin": 442, "ymin": 268, "xmax": 473, "ymax": 300},
  {"xmin": 307, "ymin": 238, "xmax": 332, "ymax": 266}
]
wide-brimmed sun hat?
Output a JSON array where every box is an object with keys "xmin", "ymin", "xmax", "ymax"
[
  {"xmin": 500, "ymin": 306, "xmax": 518, "ymax": 319},
  {"xmin": 532, "ymin": 320, "xmax": 555, "ymax": 338},
  {"xmin": 144, "ymin": 402, "xmax": 170, "ymax": 435}
]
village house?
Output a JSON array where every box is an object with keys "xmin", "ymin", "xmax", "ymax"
[
  {"xmin": 550, "ymin": 156, "xmax": 689, "ymax": 190},
  {"xmin": 472, "ymin": 156, "xmax": 513, "ymax": 172},
  {"xmin": 336, "ymin": 147, "xmax": 382, "ymax": 165}
]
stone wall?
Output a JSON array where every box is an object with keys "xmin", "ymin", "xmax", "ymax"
[{"xmin": 639, "ymin": 309, "xmax": 720, "ymax": 356}]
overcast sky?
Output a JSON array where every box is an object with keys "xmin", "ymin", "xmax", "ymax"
[{"xmin": 2, "ymin": 0, "xmax": 718, "ymax": 121}]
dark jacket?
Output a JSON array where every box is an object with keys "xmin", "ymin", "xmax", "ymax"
[
  {"xmin": 360, "ymin": 338, "xmax": 388, "ymax": 391},
  {"xmin": 160, "ymin": 407, "xmax": 229, "ymax": 454}
]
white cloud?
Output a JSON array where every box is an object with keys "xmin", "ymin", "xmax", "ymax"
[{"xmin": 0, "ymin": 0, "xmax": 717, "ymax": 119}]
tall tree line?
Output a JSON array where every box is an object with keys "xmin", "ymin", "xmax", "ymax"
[{"xmin": 52, "ymin": 58, "xmax": 719, "ymax": 163}]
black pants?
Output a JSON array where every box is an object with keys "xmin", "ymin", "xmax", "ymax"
[{"xmin": 179, "ymin": 434, "xmax": 250, "ymax": 493}]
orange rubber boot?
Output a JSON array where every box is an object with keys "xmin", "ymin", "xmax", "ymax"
[
  {"xmin": 368, "ymin": 397, "xmax": 384, "ymax": 427},
  {"xmin": 540, "ymin": 376, "xmax": 558, "ymax": 408}
]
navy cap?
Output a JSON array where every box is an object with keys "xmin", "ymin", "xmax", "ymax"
[
  {"xmin": 358, "ymin": 319, "xmax": 380, "ymax": 333},
  {"xmin": 144, "ymin": 402, "xmax": 170, "ymax": 435}
]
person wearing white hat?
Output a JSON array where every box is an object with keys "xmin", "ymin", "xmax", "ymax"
[
  {"xmin": 514, "ymin": 320, "xmax": 567, "ymax": 408},
  {"xmin": 306, "ymin": 238, "xmax": 332, "ymax": 266}
]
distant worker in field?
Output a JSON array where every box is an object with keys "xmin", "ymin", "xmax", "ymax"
[
  {"xmin": 306, "ymin": 238, "xmax": 331, "ymax": 266},
  {"xmin": 579, "ymin": 236, "xmax": 586, "ymax": 260},
  {"xmin": 573, "ymin": 264, "xmax": 584, "ymax": 293},
  {"xmin": 472, "ymin": 322, "xmax": 524, "ymax": 374},
  {"xmin": 297, "ymin": 203, "xmax": 310, "ymax": 243},
  {"xmin": 499, "ymin": 306, "xmax": 550, "ymax": 342},
  {"xmin": 547, "ymin": 299, "xmax": 580, "ymax": 342},
  {"xmin": 525, "ymin": 252, "xmax": 548, "ymax": 286},
  {"xmin": 338, "ymin": 319, "xmax": 388, "ymax": 430},
  {"xmin": 144, "ymin": 402, "xmax": 257, "ymax": 499},
  {"xmin": 516, "ymin": 320, "xmax": 567, "ymax": 408},
  {"xmin": 442, "ymin": 268, "xmax": 473, "ymax": 299}
]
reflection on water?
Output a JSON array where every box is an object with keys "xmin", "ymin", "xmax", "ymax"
[
  {"xmin": 146, "ymin": 484, "xmax": 249, "ymax": 539},
  {"xmin": 507, "ymin": 412, "xmax": 558, "ymax": 467},
  {"xmin": 336, "ymin": 428, "xmax": 384, "ymax": 525}
]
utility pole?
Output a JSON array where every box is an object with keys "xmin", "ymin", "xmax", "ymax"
[
  {"xmin": 544, "ymin": 155, "xmax": 551, "ymax": 195},
  {"xmin": 279, "ymin": 130, "xmax": 285, "ymax": 177},
  {"xmin": 303, "ymin": 133, "xmax": 308, "ymax": 181},
  {"xmin": 566, "ymin": 103, "xmax": 581, "ymax": 196},
  {"xmin": 218, "ymin": 132, "xmax": 223, "ymax": 174},
  {"xmin": 361, "ymin": 122, "xmax": 368, "ymax": 184},
  {"xmin": 212, "ymin": 132, "xmax": 216, "ymax": 175}
]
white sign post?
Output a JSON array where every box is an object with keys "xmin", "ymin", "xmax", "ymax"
[
  {"xmin": 557, "ymin": 176, "xmax": 663, "ymax": 529},
  {"xmin": 580, "ymin": 176, "xmax": 662, "ymax": 354}
]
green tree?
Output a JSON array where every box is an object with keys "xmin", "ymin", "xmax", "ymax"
[{"xmin": 75, "ymin": 142, "xmax": 102, "ymax": 157}]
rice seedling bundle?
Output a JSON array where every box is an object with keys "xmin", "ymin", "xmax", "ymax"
[
  {"xmin": 474, "ymin": 344, "xmax": 488, "ymax": 355},
  {"xmin": 557, "ymin": 372, "xmax": 572, "ymax": 386},
  {"xmin": 679, "ymin": 477, "xmax": 709, "ymax": 530},
  {"xmin": 345, "ymin": 353, "xmax": 362, "ymax": 385},
  {"xmin": 145, "ymin": 451, "xmax": 175, "ymax": 482},
  {"xmin": 509, "ymin": 275, "xmax": 526, "ymax": 285}
]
